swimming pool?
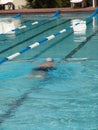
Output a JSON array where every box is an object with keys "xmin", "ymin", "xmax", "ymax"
[{"xmin": 0, "ymin": 10, "xmax": 98, "ymax": 130}]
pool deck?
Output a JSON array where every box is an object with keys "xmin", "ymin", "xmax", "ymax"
[{"xmin": 0, "ymin": 7, "xmax": 98, "ymax": 14}]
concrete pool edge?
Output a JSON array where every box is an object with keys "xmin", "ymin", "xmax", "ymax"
[{"xmin": 0, "ymin": 7, "xmax": 98, "ymax": 14}]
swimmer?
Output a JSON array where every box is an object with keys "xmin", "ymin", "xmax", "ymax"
[
  {"xmin": 29, "ymin": 57, "xmax": 56, "ymax": 78},
  {"xmin": 29, "ymin": 57, "xmax": 88, "ymax": 78}
]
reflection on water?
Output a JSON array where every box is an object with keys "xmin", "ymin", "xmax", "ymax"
[
  {"xmin": 92, "ymin": 17, "xmax": 98, "ymax": 30},
  {"xmin": 71, "ymin": 19, "xmax": 87, "ymax": 42},
  {"xmin": 0, "ymin": 18, "xmax": 21, "ymax": 35}
]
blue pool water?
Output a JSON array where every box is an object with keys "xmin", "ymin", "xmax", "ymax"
[{"xmin": 0, "ymin": 11, "xmax": 98, "ymax": 130}]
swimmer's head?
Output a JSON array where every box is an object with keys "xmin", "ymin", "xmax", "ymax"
[{"xmin": 45, "ymin": 57, "xmax": 54, "ymax": 62}]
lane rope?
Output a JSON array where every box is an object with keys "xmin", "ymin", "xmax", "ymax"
[
  {"xmin": 0, "ymin": 10, "xmax": 60, "ymax": 35},
  {"xmin": 12, "ymin": 10, "xmax": 60, "ymax": 31}
]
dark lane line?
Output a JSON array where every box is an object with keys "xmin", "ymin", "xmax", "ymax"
[
  {"xmin": 0, "ymin": 86, "xmax": 40, "ymax": 124},
  {"xmin": 0, "ymin": 19, "xmax": 70, "ymax": 55},
  {"xmin": 64, "ymin": 29, "xmax": 98, "ymax": 59}
]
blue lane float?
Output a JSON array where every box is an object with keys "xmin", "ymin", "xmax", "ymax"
[
  {"xmin": 50, "ymin": 10, "xmax": 60, "ymax": 18},
  {"xmin": 0, "ymin": 8, "xmax": 98, "ymax": 65},
  {"xmin": 12, "ymin": 13, "xmax": 21, "ymax": 19}
]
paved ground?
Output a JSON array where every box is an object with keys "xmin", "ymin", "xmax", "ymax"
[{"xmin": 0, "ymin": 7, "xmax": 98, "ymax": 14}]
